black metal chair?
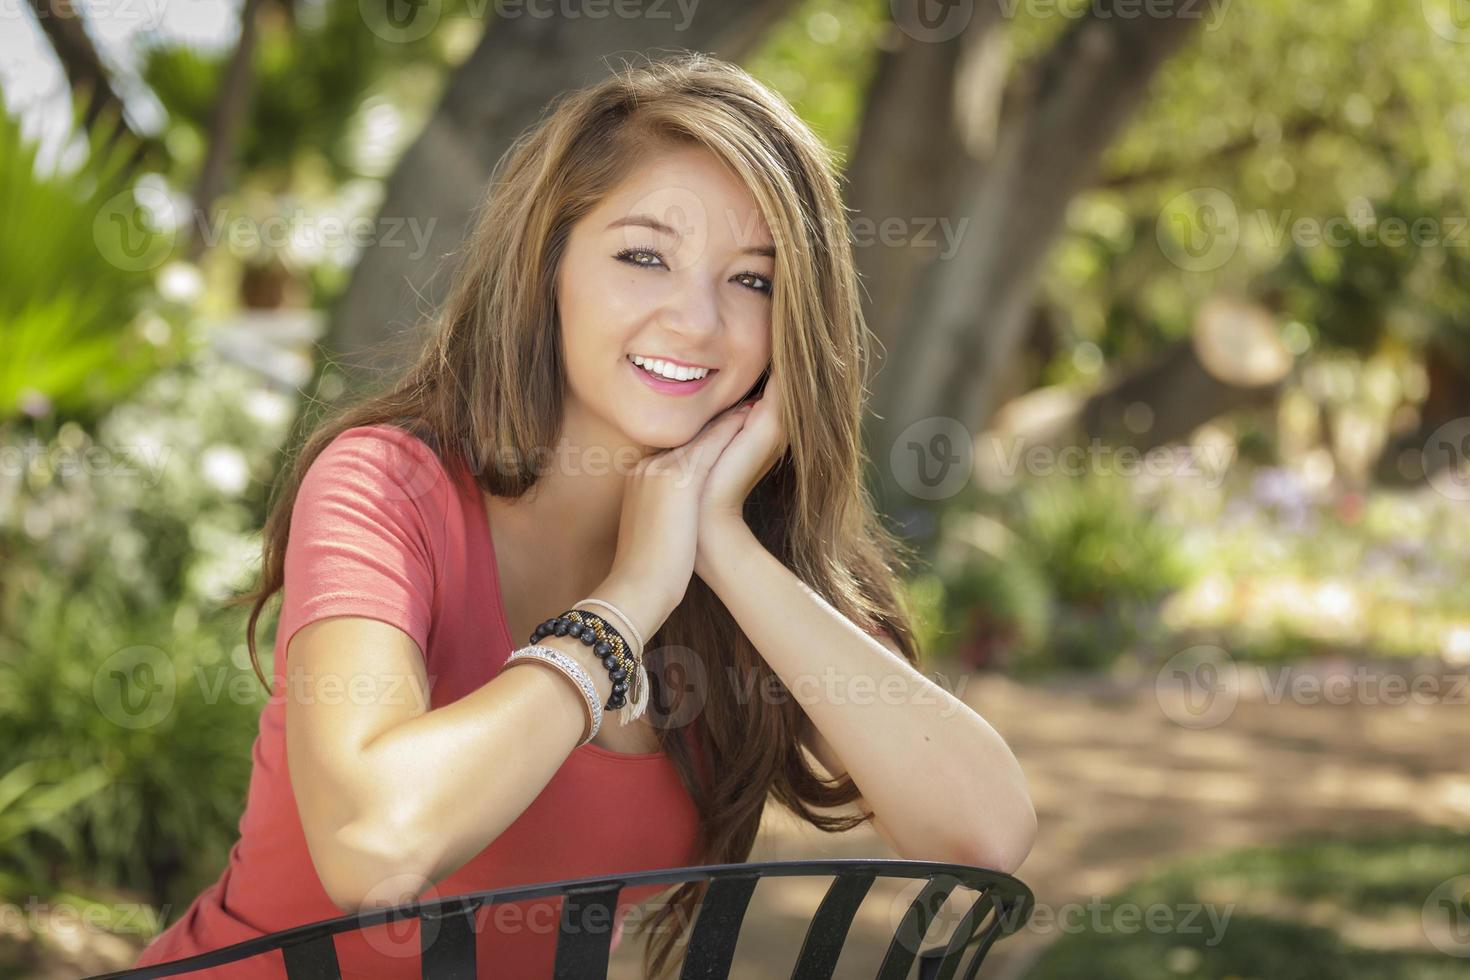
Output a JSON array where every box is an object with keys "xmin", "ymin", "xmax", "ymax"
[{"xmin": 91, "ymin": 858, "xmax": 1034, "ymax": 980}]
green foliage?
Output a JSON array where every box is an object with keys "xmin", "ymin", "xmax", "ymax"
[
  {"xmin": 0, "ymin": 91, "xmax": 184, "ymax": 425},
  {"xmin": 1027, "ymin": 826, "xmax": 1470, "ymax": 979},
  {"xmin": 0, "ymin": 351, "xmax": 295, "ymax": 905},
  {"xmin": 1037, "ymin": 0, "xmax": 1470, "ymax": 379},
  {"xmin": 745, "ymin": 0, "xmax": 890, "ymax": 159},
  {"xmin": 139, "ymin": 0, "xmax": 481, "ymax": 185},
  {"xmin": 1014, "ymin": 474, "xmax": 1193, "ymax": 608},
  {"xmin": 933, "ymin": 474, "xmax": 1194, "ymax": 673}
]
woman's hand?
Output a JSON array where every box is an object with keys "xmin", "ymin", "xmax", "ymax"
[
  {"xmin": 697, "ymin": 376, "xmax": 788, "ymax": 542},
  {"xmin": 604, "ymin": 400, "xmax": 754, "ymax": 626}
]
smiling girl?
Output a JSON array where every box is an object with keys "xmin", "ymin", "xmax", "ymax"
[{"xmin": 131, "ymin": 52, "xmax": 1034, "ymax": 979}]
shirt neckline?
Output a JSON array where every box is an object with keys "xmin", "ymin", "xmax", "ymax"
[{"xmin": 455, "ymin": 456, "xmax": 670, "ymax": 763}]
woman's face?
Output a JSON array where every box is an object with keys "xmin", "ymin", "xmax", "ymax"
[{"xmin": 557, "ymin": 142, "xmax": 776, "ymax": 451}]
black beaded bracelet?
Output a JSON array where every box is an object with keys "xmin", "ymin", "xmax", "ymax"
[{"xmin": 529, "ymin": 610, "xmax": 637, "ymax": 710}]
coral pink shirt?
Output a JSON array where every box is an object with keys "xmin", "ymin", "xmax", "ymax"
[{"xmin": 133, "ymin": 424, "xmax": 706, "ymax": 978}]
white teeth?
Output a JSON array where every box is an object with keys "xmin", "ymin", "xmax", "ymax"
[{"xmin": 630, "ymin": 355, "xmax": 711, "ymax": 381}]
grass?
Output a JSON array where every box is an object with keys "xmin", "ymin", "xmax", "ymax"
[{"xmin": 1025, "ymin": 825, "xmax": 1470, "ymax": 979}]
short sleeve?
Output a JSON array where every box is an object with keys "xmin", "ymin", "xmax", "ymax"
[{"xmin": 276, "ymin": 425, "xmax": 449, "ymax": 663}]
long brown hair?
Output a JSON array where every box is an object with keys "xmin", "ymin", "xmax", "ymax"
[{"xmin": 230, "ymin": 51, "xmax": 920, "ymax": 979}]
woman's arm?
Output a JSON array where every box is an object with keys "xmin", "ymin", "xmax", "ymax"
[
  {"xmin": 286, "ymin": 574, "xmax": 666, "ymax": 913},
  {"xmin": 698, "ymin": 522, "xmax": 1037, "ymax": 874}
]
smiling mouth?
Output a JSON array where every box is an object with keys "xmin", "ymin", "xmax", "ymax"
[{"xmin": 627, "ymin": 354, "xmax": 719, "ymax": 382}]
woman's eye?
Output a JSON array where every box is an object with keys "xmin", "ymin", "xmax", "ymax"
[
  {"xmin": 614, "ymin": 248, "xmax": 770, "ymax": 296},
  {"xmin": 733, "ymin": 272, "xmax": 773, "ymax": 295},
  {"xmin": 614, "ymin": 247, "xmax": 666, "ymax": 268}
]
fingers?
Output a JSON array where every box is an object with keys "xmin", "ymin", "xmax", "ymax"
[{"xmin": 664, "ymin": 403, "xmax": 746, "ymax": 475}]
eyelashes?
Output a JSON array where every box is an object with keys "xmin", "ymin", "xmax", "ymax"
[{"xmin": 613, "ymin": 246, "xmax": 773, "ymax": 296}]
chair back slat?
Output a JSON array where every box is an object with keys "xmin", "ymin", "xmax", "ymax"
[
  {"xmin": 280, "ymin": 935, "xmax": 343, "ymax": 980},
  {"xmin": 789, "ymin": 870, "xmax": 876, "ymax": 980},
  {"xmin": 677, "ymin": 872, "xmax": 759, "ymax": 979},
  {"xmin": 552, "ymin": 883, "xmax": 622, "ymax": 980},
  {"xmin": 957, "ymin": 898, "xmax": 1014, "ymax": 980},
  {"xmin": 875, "ymin": 873, "xmax": 960, "ymax": 980},
  {"xmin": 95, "ymin": 859, "xmax": 1031, "ymax": 980},
  {"xmin": 916, "ymin": 888, "xmax": 993, "ymax": 980},
  {"xmin": 419, "ymin": 897, "xmax": 479, "ymax": 979}
]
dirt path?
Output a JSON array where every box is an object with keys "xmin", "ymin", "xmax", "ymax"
[{"xmin": 619, "ymin": 668, "xmax": 1470, "ymax": 978}]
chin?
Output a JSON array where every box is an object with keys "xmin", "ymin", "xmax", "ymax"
[{"xmin": 621, "ymin": 415, "xmax": 707, "ymax": 452}]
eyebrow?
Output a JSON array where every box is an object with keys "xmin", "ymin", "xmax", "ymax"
[{"xmin": 606, "ymin": 214, "xmax": 776, "ymax": 259}]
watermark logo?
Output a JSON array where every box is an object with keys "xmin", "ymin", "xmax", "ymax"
[
  {"xmin": 94, "ymin": 185, "xmax": 176, "ymax": 272},
  {"xmin": 1155, "ymin": 645, "xmax": 1239, "ymax": 729},
  {"xmin": 360, "ymin": 0, "xmax": 443, "ymax": 43},
  {"xmin": 1424, "ymin": 875, "xmax": 1470, "ymax": 956},
  {"xmin": 1157, "ymin": 188, "xmax": 1239, "ymax": 272},
  {"xmin": 891, "ymin": 416, "xmax": 974, "ymax": 502},
  {"xmin": 1423, "ymin": 0, "xmax": 1470, "ymax": 43},
  {"xmin": 93, "ymin": 645, "xmax": 176, "ymax": 730},
  {"xmin": 891, "ymin": 0, "xmax": 975, "ymax": 43},
  {"xmin": 1423, "ymin": 417, "xmax": 1470, "ymax": 501}
]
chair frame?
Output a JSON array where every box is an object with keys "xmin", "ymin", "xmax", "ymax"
[{"xmin": 92, "ymin": 858, "xmax": 1034, "ymax": 980}]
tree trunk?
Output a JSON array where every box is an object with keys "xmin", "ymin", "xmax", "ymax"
[
  {"xmin": 25, "ymin": 0, "xmax": 166, "ymax": 172},
  {"xmin": 186, "ymin": 0, "xmax": 265, "ymax": 263},
  {"xmin": 866, "ymin": 3, "xmax": 1202, "ymax": 517}
]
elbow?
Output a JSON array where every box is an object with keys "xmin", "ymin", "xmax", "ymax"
[
  {"xmin": 315, "ymin": 810, "xmax": 433, "ymax": 916},
  {"xmin": 955, "ymin": 799, "xmax": 1038, "ymax": 877}
]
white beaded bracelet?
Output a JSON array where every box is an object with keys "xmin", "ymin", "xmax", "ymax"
[{"xmin": 503, "ymin": 644, "xmax": 603, "ymax": 746}]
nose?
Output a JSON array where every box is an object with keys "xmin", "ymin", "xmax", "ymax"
[{"xmin": 654, "ymin": 274, "xmax": 722, "ymax": 347}]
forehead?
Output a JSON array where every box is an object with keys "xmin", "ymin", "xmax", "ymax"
[{"xmin": 593, "ymin": 143, "xmax": 774, "ymax": 248}]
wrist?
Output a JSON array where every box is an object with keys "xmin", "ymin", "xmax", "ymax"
[
  {"xmin": 695, "ymin": 520, "xmax": 760, "ymax": 589},
  {"xmin": 588, "ymin": 573, "xmax": 674, "ymax": 648}
]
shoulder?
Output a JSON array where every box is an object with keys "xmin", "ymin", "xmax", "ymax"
[{"xmin": 306, "ymin": 423, "xmax": 457, "ymax": 508}]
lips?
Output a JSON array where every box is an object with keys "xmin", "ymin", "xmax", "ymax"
[{"xmin": 626, "ymin": 355, "xmax": 718, "ymax": 396}]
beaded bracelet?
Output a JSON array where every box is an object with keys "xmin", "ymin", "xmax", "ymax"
[
  {"xmin": 573, "ymin": 598, "xmax": 646, "ymax": 659},
  {"xmin": 530, "ymin": 609, "xmax": 648, "ymax": 724},
  {"xmin": 503, "ymin": 644, "xmax": 603, "ymax": 746},
  {"xmin": 564, "ymin": 602, "xmax": 652, "ymax": 725}
]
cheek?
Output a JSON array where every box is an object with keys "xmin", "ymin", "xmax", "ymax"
[{"xmin": 728, "ymin": 304, "xmax": 773, "ymax": 364}]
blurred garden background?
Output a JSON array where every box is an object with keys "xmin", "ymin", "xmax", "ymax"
[{"xmin": 2, "ymin": 0, "xmax": 1469, "ymax": 976}]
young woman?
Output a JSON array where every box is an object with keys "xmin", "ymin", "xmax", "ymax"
[{"xmin": 132, "ymin": 53, "xmax": 1035, "ymax": 979}]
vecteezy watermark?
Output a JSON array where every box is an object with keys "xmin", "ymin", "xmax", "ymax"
[
  {"xmin": 726, "ymin": 665, "xmax": 973, "ymax": 719},
  {"xmin": 881, "ymin": 880, "xmax": 1234, "ymax": 947},
  {"xmin": 458, "ymin": 436, "xmax": 718, "ymax": 487},
  {"xmin": 1424, "ymin": 875, "xmax": 1470, "ymax": 957},
  {"xmin": 0, "ymin": 437, "xmax": 173, "ymax": 487},
  {"xmin": 358, "ymin": 0, "xmax": 701, "ymax": 43},
  {"xmin": 1017, "ymin": 896, "xmax": 1233, "ymax": 945},
  {"xmin": 93, "ymin": 185, "xmax": 178, "ymax": 273},
  {"xmin": 890, "ymin": 0, "xmax": 1233, "ymax": 44},
  {"xmin": 1156, "ymin": 645, "xmax": 1470, "ymax": 729},
  {"xmin": 889, "ymin": 0, "xmax": 976, "ymax": 43},
  {"xmin": 7, "ymin": 0, "xmax": 169, "ymax": 30},
  {"xmin": 1423, "ymin": 0, "xmax": 1470, "ymax": 44},
  {"xmin": 0, "ymin": 896, "xmax": 172, "ymax": 939},
  {"xmin": 92, "ymin": 647, "xmax": 445, "ymax": 728},
  {"xmin": 611, "ymin": 646, "xmax": 975, "ymax": 735},
  {"xmin": 188, "ymin": 207, "xmax": 438, "ymax": 262},
  {"xmin": 1157, "ymin": 188, "xmax": 1470, "ymax": 272},
  {"xmin": 979, "ymin": 435, "xmax": 1236, "ymax": 488},
  {"xmin": 890, "ymin": 416, "xmax": 975, "ymax": 502},
  {"xmin": 847, "ymin": 215, "xmax": 969, "ymax": 260},
  {"xmin": 993, "ymin": 0, "xmax": 1232, "ymax": 29},
  {"xmin": 1423, "ymin": 417, "xmax": 1470, "ymax": 501}
]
